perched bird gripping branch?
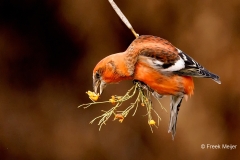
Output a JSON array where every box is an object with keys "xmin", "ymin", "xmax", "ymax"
[{"xmin": 93, "ymin": 35, "xmax": 221, "ymax": 139}]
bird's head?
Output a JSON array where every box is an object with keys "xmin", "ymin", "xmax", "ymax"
[
  {"xmin": 93, "ymin": 54, "xmax": 120, "ymax": 95},
  {"xmin": 93, "ymin": 53, "xmax": 132, "ymax": 95}
]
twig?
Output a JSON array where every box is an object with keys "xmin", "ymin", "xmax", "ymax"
[
  {"xmin": 79, "ymin": 82, "xmax": 165, "ymax": 131},
  {"xmin": 78, "ymin": 101, "xmax": 110, "ymax": 109},
  {"xmin": 108, "ymin": 0, "xmax": 139, "ymax": 38}
]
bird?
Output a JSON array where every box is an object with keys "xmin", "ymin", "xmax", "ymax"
[{"xmin": 92, "ymin": 35, "xmax": 221, "ymax": 139}]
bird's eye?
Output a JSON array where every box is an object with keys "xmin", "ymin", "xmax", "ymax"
[{"xmin": 95, "ymin": 72, "xmax": 100, "ymax": 79}]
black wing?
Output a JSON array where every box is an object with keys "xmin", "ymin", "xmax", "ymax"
[{"xmin": 175, "ymin": 49, "xmax": 221, "ymax": 84}]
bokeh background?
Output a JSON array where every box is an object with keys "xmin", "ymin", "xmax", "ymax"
[{"xmin": 0, "ymin": 0, "xmax": 239, "ymax": 159}]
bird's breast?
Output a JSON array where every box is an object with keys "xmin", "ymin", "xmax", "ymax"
[{"xmin": 134, "ymin": 62, "xmax": 194, "ymax": 96}]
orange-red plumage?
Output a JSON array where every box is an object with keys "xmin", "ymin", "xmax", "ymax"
[
  {"xmin": 93, "ymin": 35, "xmax": 220, "ymax": 139},
  {"xmin": 134, "ymin": 61, "xmax": 194, "ymax": 96}
]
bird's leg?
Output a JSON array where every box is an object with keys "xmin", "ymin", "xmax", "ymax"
[
  {"xmin": 133, "ymin": 80, "xmax": 151, "ymax": 91},
  {"xmin": 168, "ymin": 95, "xmax": 184, "ymax": 140},
  {"xmin": 151, "ymin": 91, "xmax": 163, "ymax": 99},
  {"xmin": 133, "ymin": 80, "xmax": 163, "ymax": 99}
]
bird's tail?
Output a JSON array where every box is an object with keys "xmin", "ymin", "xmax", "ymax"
[
  {"xmin": 168, "ymin": 95, "xmax": 184, "ymax": 140},
  {"xmin": 205, "ymin": 71, "xmax": 221, "ymax": 84}
]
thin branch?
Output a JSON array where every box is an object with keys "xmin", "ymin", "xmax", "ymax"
[{"xmin": 108, "ymin": 0, "xmax": 139, "ymax": 38}]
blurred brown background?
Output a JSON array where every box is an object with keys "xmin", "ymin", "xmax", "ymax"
[{"xmin": 0, "ymin": 0, "xmax": 239, "ymax": 159}]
